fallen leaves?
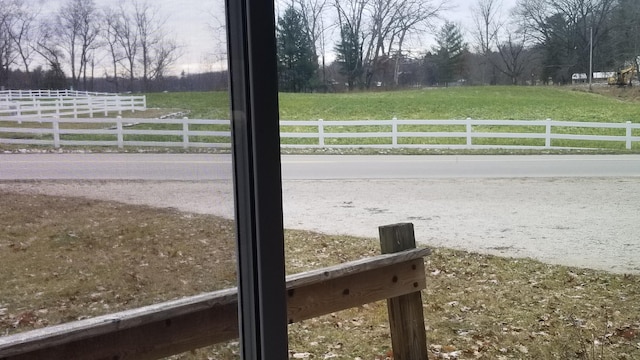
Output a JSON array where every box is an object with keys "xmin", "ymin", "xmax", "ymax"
[
  {"xmin": 2, "ymin": 193, "xmax": 640, "ymax": 359},
  {"xmin": 423, "ymin": 249, "xmax": 640, "ymax": 359}
]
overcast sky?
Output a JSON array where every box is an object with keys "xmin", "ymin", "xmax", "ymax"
[{"xmin": 42, "ymin": 0, "xmax": 520, "ymax": 75}]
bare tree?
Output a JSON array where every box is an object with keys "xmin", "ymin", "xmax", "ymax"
[
  {"xmin": 33, "ymin": 20, "xmax": 67, "ymax": 88},
  {"xmin": 0, "ymin": 0, "xmax": 24, "ymax": 86},
  {"xmin": 5, "ymin": 0, "xmax": 38, "ymax": 75},
  {"xmin": 515, "ymin": 0, "xmax": 617, "ymax": 74},
  {"xmin": 473, "ymin": 0, "xmax": 501, "ymax": 55},
  {"xmin": 472, "ymin": 0, "xmax": 501, "ymax": 84},
  {"xmin": 77, "ymin": 2, "xmax": 101, "ymax": 90},
  {"xmin": 364, "ymin": 0, "xmax": 404, "ymax": 87},
  {"xmin": 333, "ymin": 0, "xmax": 444, "ymax": 88},
  {"xmin": 112, "ymin": 3, "xmax": 138, "ymax": 91},
  {"xmin": 101, "ymin": 1, "xmax": 180, "ymax": 92},
  {"xmin": 147, "ymin": 38, "xmax": 179, "ymax": 82},
  {"xmin": 294, "ymin": 0, "xmax": 328, "ymax": 88},
  {"xmin": 49, "ymin": 0, "xmax": 100, "ymax": 90},
  {"xmin": 132, "ymin": 0, "xmax": 180, "ymax": 91},
  {"xmin": 133, "ymin": 0, "xmax": 159, "ymax": 91},
  {"xmin": 206, "ymin": 0, "xmax": 227, "ymax": 72},
  {"xmin": 103, "ymin": 7, "xmax": 125, "ymax": 91},
  {"xmin": 294, "ymin": 0, "xmax": 326, "ymax": 59},
  {"xmin": 514, "ymin": 0, "xmax": 552, "ymax": 44},
  {"xmin": 390, "ymin": 0, "xmax": 444, "ymax": 86},
  {"xmin": 495, "ymin": 26, "xmax": 530, "ymax": 84}
]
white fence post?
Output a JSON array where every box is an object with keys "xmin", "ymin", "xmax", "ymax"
[
  {"xmin": 53, "ymin": 119, "xmax": 60, "ymax": 148},
  {"xmin": 55, "ymin": 98, "xmax": 61, "ymax": 118},
  {"xmin": 318, "ymin": 119, "xmax": 325, "ymax": 147},
  {"xmin": 392, "ymin": 117, "xmax": 398, "ymax": 147},
  {"xmin": 117, "ymin": 116, "xmax": 124, "ymax": 148},
  {"xmin": 104, "ymin": 97, "xmax": 108, "ymax": 116},
  {"xmin": 545, "ymin": 118, "xmax": 552, "ymax": 148},
  {"xmin": 73, "ymin": 98, "xmax": 78, "ymax": 118},
  {"xmin": 626, "ymin": 121, "xmax": 632, "ymax": 150},
  {"xmin": 466, "ymin": 118, "xmax": 472, "ymax": 147},
  {"xmin": 183, "ymin": 118, "xmax": 190, "ymax": 149},
  {"xmin": 89, "ymin": 97, "xmax": 94, "ymax": 118}
]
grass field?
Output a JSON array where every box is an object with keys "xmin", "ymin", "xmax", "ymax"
[
  {"xmin": 147, "ymin": 86, "xmax": 640, "ymax": 150},
  {"xmin": 145, "ymin": 86, "xmax": 640, "ymax": 122},
  {"xmin": 2, "ymin": 86, "xmax": 640, "ymax": 151}
]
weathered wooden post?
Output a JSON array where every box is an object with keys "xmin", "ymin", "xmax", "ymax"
[{"xmin": 379, "ymin": 223, "xmax": 428, "ymax": 360}]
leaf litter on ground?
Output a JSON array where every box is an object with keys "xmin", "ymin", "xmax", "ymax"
[{"xmin": 0, "ymin": 190, "xmax": 639, "ymax": 359}]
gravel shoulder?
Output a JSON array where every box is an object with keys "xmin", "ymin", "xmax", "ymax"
[{"xmin": 1, "ymin": 176, "xmax": 639, "ymax": 274}]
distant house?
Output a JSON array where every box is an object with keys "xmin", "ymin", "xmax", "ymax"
[
  {"xmin": 572, "ymin": 73, "xmax": 587, "ymax": 84},
  {"xmin": 572, "ymin": 72, "xmax": 616, "ymax": 84}
]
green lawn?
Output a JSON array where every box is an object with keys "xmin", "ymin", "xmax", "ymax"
[
  {"xmin": 4, "ymin": 87, "xmax": 640, "ymax": 151},
  {"xmin": 146, "ymin": 87, "xmax": 640, "ymax": 123}
]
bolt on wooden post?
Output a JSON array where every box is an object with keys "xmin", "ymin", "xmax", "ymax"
[{"xmin": 379, "ymin": 223, "xmax": 428, "ymax": 360}]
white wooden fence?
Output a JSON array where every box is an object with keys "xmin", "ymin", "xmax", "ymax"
[
  {"xmin": 0, "ymin": 90, "xmax": 146, "ymax": 118},
  {"xmin": 0, "ymin": 118, "xmax": 228, "ymax": 149},
  {"xmin": 0, "ymin": 90, "xmax": 120, "ymax": 100},
  {"xmin": 1, "ymin": 117, "xmax": 639, "ymax": 150},
  {"xmin": 280, "ymin": 118, "xmax": 640, "ymax": 150}
]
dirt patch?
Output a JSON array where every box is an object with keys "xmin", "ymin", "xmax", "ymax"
[{"xmin": 574, "ymin": 85, "xmax": 640, "ymax": 102}]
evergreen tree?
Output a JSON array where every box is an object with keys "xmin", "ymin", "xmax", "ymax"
[
  {"xmin": 334, "ymin": 23, "xmax": 363, "ymax": 90},
  {"xmin": 277, "ymin": 6, "xmax": 318, "ymax": 92},
  {"xmin": 432, "ymin": 22, "xmax": 467, "ymax": 86},
  {"xmin": 541, "ymin": 13, "xmax": 570, "ymax": 84},
  {"xmin": 610, "ymin": 0, "xmax": 640, "ymax": 77}
]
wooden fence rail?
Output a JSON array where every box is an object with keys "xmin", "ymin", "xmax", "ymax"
[
  {"xmin": 0, "ymin": 224, "xmax": 429, "ymax": 360},
  {"xmin": 1, "ymin": 117, "xmax": 639, "ymax": 150}
]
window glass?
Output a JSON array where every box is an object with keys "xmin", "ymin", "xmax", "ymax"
[{"xmin": 0, "ymin": 0, "xmax": 238, "ymax": 358}]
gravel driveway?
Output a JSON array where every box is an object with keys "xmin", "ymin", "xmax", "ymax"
[{"xmin": 2, "ymin": 176, "xmax": 639, "ymax": 274}]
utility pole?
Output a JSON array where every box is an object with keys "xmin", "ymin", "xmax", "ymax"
[{"xmin": 589, "ymin": 27, "xmax": 593, "ymax": 91}]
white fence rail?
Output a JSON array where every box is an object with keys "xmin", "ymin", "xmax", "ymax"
[
  {"xmin": 281, "ymin": 118, "xmax": 640, "ymax": 150},
  {"xmin": 0, "ymin": 90, "xmax": 120, "ymax": 100},
  {"xmin": 0, "ymin": 118, "xmax": 229, "ymax": 149},
  {"xmin": 0, "ymin": 90, "xmax": 146, "ymax": 118},
  {"xmin": 1, "ymin": 117, "xmax": 639, "ymax": 150}
]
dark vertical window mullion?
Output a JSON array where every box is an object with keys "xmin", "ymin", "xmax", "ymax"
[{"xmin": 225, "ymin": 0, "xmax": 288, "ymax": 358}]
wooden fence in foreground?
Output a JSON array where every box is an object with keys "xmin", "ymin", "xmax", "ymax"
[
  {"xmin": 1, "ymin": 117, "xmax": 639, "ymax": 150},
  {"xmin": 0, "ymin": 223, "xmax": 430, "ymax": 360}
]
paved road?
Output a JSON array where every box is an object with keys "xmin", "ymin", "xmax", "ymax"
[
  {"xmin": 1, "ymin": 153, "xmax": 639, "ymax": 180},
  {"xmin": 1, "ymin": 153, "xmax": 640, "ymax": 273}
]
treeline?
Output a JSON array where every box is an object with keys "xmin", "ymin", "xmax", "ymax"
[
  {"xmin": 1, "ymin": 67, "xmax": 229, "ymax": 93},
  {"xmin": 1, "ymin": 0, "xmax": 639, "ymax": 93},
  {"xmin": 0, "ymin": 0, "xmax": 182, "ymax": 92},
  {"xmin": 277, "ymin": 0, "xmax": 640, "ymax": 91}
]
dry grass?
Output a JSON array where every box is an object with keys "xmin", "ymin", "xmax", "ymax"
[
  {"xmin": 1, "ymin": 191, "xmax": 639, "ymax": 359},
  {"xmin": 575, "ymin": 85, "xmax": 640, "ymax": 103}
]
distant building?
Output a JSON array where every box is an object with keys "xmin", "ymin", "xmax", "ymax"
[
  {"xmin": 572, "ymin": 72, "xmax": 616, "ymax": 84},
  {"xmin": 572, "ymin": 73, "xmax": 587, "ymax": 84}
]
